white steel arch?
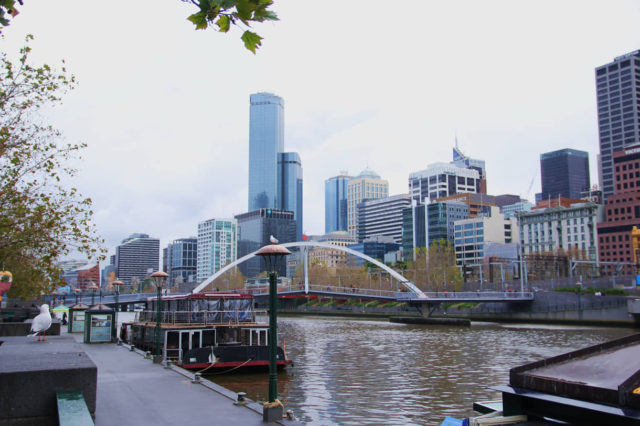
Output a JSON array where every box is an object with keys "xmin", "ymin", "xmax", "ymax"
[{"xmin": 191, "ymin": 241, "xmax": 426, "ymax": 298}]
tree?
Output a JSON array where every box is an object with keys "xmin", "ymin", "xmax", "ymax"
[
  {"xmin": 1, "ymin": 35, "xmax": 104, "ymax": 299},
  {"xmin": 0, "ymin": 1, "xmax": 278, "ymax": 54}
]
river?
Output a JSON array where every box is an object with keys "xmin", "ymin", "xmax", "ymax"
[{"xmin": 207, "ymin": 316, "xmax": 635, "ymax": 425}]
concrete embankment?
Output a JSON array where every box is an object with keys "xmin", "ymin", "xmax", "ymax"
[{"xmin": 281, "ymin": 292, "xmax": 640, "ymax": 328}]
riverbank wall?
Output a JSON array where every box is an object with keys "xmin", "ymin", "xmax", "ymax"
[{"xmin": 280, "ymin": 292, "xmax": 640, "ymax": 327}]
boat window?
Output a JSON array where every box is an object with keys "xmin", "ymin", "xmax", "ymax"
[{"xmin": 202, "ymin": 330, "xmax": 216, "ymax": 346}]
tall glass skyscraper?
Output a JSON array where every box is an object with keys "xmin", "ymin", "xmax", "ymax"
[
  {"xmin": 540, "ymin": 148, "xmax": 590, "ymax": 200},
  {"xmin": 248, "ymin": 92, "xmax": 303, "ymax": 240},
  {"xmin": 197, "ymin": 218, "xmax": 238, "ymax": 282},
  {"xmin": 325, "ymin": 173, "xmax": 351, "ymax": 234},
  {"xmin": 278, "ymin": 152, "xmax": 303, "ymax": 241},
  {"xmin": 595, "ymin": 50, "xmax": 640, "ymax": 200},
  {"xmin": 248, "ymin": 92, "xmax": 285, "ymax": 210}
]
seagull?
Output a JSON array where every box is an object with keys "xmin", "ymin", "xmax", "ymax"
[
  {"xmin": 269, "ymin": 235, "xmax": 279, "ymax": 244},
  {"xmin": 29, "ymin": 304, "xmax": 52, "ymax": 342}
]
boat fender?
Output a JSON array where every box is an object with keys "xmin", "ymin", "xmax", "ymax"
[{"xmin": 208, "ymin": 352, "xmax": 218, "ymax": 364}]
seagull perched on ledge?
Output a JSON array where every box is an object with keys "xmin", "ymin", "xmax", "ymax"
[
  {"xmin": 269, "ymin": 235, "xmax": 279, "ymax": 244},
  {"xmin": 28, "ymin": 304, "xmax": 52, "ymax": 341}
]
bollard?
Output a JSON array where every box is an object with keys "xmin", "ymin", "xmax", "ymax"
[
  {"xmin": 164, "ymin": 360, "xmax": 173, "ymax": 369},
  {"xmin": 191, "ymin": 372, "xmax": 202, "ymax": 384},
  {"xmin": 234, "ymin": 392, "xmax": 247, "ymax": 406},
  {"xmin": 129, "ymin": 345, "xmax": 135, "ymax": 352},
  {"xmin": 144, "ymin": 351, "xmax": 152, "ymax": 359},
  {"xmin": 286, "ymin": 410, "xmax": 295, "ymax": 421}
]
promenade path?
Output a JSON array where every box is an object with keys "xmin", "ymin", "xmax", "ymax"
[{"xmin": 3, "ymin": 329, "xmax": 282, "ymax": 425}]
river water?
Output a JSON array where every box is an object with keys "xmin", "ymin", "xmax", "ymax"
[{"xmin": 208, "ymin": 316, "xmax": 635, "ymax": 425}]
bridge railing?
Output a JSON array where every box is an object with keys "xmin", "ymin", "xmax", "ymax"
[
  {"xmin": 136, "ymin": 309, "xmax": 268, "ymax": 326},
  {"xmin": 416, "ymin": 291, "xmax": 534, "ymax": 300}
]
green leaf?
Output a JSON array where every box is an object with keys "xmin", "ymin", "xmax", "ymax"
[
  {"xmin": 235, "ymin": 0, "xmax": 254, "ymax": 21},
  {"xmin": 187, "ymin": 12, "xmax": 209, "ymax": 30},
  {"xmin": 241, "ymin": 30, "xmax": 262, "ymax": 53},
  {"xmin": 216, "ymin": 15, "xmax": 230, "ymax": 33}
]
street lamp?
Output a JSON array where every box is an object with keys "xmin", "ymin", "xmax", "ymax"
[
  {"xmin": 113, "ymin": 280, "xmax": 124, "ymax": 344},
  {"xmin": 88, "ymin": 283, "xmax": 99, "ymax": 306},
  {"xmin": 74, "ymin": 288, "xmax": 81, "ymax": 305},
  {"xmin": 255, "ymin": 241, "xmax": 291, "ymax": 414},
  {"xmin": 150, "ymin": 271, "xmax": 168, "ymax": 363}
]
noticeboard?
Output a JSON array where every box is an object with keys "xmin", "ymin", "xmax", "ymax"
[
  {"xmin": 71, "ymin": 310, "xmax": 85, "ymax": 332},
  {"xmin": 89, "ymin": 314, "xmax": 112, "ymax": 342}
]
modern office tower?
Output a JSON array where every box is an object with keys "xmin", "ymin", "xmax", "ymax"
[
  {"xmin": 539, "ymin": 149, "xmax": 590, "ymax": 200},
  {"xmin": 452, "ymin": 145, "xmax": 487, "ymax": 193},
  {"xmin": 409, "ymin": 162, "xmax": 480, "ymax": 205},
  {"xmin": 248, "ymin": 92, "xmax": 285, "ymax": 210},
  {"xmin": 597, "ymin": 145, "xmax": 640, "ymax": 269},
  {"xmin": 356, "ymin": 194, "xmax": 410, "ymax": 244},
  {"xmin": 197, "ymin": 219, "xmax": 237, "ymax": 283},
  {"xmin": 235, "ymin": 208, "xmax": 296, "ymax": 278},
  {"xmin": 402, "ymin": 202, "xmax": 469, "ymax": 258},
  {"xmin": 347, "ymin": 236, "xmax": 400, "ymax": 267},
  {"xmin": 278, "ymin": 152, "xmax": 303, "ymax": 241},
  {"xmin": 116, "ymin": 233, "xmax": 160, "ymax": 288},
  {"xmin": 595, "ymin": 50, "xmax": 640, "ymax": 200},
  {"xmin": 454, "ymin": 207, "xmax": 518, "ymax": 267},
  {"xmin": 165, "ymin": 237, "xmax": 198, "ymax": 288},
  {"xmin": 518, "ymin": 202, "xmax": 602, "ymax": 258},
  {"xmin": 325, "ymin": 172, "xmax": 352, "ymax": 234},
  {"xmin": 347, "ymin": 168, "xmax": 389, "ymax": 238},
  {"xmin": 100, "ymin": 263, "xmax": 116, "ymax": 288}
]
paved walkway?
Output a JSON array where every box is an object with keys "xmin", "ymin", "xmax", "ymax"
[
  {"xmin": 3, "ymin": 329, "xmax": 284, "ymax": 425},
  {"xmin": 73, "ymin": 333, "xmax": 271, "ymax": 426}
]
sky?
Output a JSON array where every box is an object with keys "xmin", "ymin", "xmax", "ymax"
[{"xmin": 2, "ymin": 0, "xmax": 640, "ymax": 262}]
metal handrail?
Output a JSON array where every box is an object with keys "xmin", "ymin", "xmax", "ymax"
[{"xmin": 135, "ymin": 309, "xmax": 268, "ymax": 326}]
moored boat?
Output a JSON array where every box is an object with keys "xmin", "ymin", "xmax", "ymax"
[{"xmin": 122, "ymin": 292, "xmax": 292, "ymax": 372}]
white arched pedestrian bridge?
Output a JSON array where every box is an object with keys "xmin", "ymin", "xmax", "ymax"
[{"xmin": 191, "ymin": 241, "xmax": 427, "ymax": 298}]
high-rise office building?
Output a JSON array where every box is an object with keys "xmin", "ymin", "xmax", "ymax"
[
  {"xmin": 197, "ymin": 219, "xmax": 237, "ymax": 283},
  {"xmin": 452, "ymin": 145, "xmax": 487, "ymax": 193},
  {"xmin": 357, "ymin": 194, "xmax": 410, "ymax": 244},
  {"xmin": 278, "ymin": 152, "xmax": 303, "ymax": 241},
  {"xmin": 235, "ymin": 208, "xmax": 296, "ymax": 278},
  {"xmin": 116, "ymin": 233, "xmax": 160, "ymax": 288},
  {"xmin": 325, "ymin": 172, "xmax": 352, "ymax": 234},
  {"xmin": 248, "ymin": 92, "xmax": 285, "ymax": 210},
  {"xmin": 248, "ymin": 92, "xmax": 303, "ymax": 239},
  {"xmin": 595, "ymin": 50, "xmax": 640, "ymax": 200},
  {"xmin": 346, "ymin": 168, "xmax": 389, "ymax": 238},
  {"xmin": 540, "ymin": 148, "xmax": 590, "ymax": 200},
  {"xmin": 597, "ymin": 145, "xmax": 640, "ymax": 269},
  {"xmin": 409, "ymin": 162, "xmax": 480, "ymax": 205},
  {"xmin": 164, "ymin": 237, "xmax": 197, "ymax": 288}
]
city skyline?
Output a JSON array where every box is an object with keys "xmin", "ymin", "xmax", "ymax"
[{"xmin": 1, "ymin": 1, "xmax": 639, "ymax": 260}]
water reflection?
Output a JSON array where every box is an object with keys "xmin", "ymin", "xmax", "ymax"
[{"xmin": 211, "ymin": 316, "xmax": 635, "ymax": 425}]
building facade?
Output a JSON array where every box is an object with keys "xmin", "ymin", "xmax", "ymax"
[
  {"xmin": 595, "ymin": 50, "xmax": 640, "ymax": 200},
  {"xmin": 346, "ymin": 168, "xmax": 389, "ymax": 238},
  {"xmin": 409, "ymin": 162, "xmax": 480, "ymax": 205},
  {"xmin": 308, "ymin": 232, "xmax": 357, "ymax": 268},
  {"xmin": 248, "ymin": 92, "xmax": 285, "ymax": 210},
  {"xmin": 165, "ymin": 237, "xmax": 198, "ymax": 288},
  {"xmin": 278, "ymin": 152, "xmax": 303, "ymax": 241},
  {"xmin": 517, "ymin": 203, "xmax": 602, "ymax": 259},
  {"xmin": 235, "ymin": 208, "xmax": 296, "ymax": 278},
  {"xmin": 597, "ymin": 145, "xmax": 640, "ymax": 268},
  {"xmin": 357, "ymin": 194, "xmax": 410, "ymax": 244},
  {"xmin": 116, "ymin": 233, "xmax": 160, "ymax": 288},
  {"xmin": 454, "ymin": 207, "xmax": 518, "ymax": 267},
  {"xmin": 347, "ymin": 236, "xmax": 400, "ymax": 267},
  {"xmin": 540, "ymin": 148, "xmax": 590, "ymax": 201},
  {"xmin": 197, "ymin": 219, "xmax": 237, "ymax": 283},
  {"xmin": 325, "ymin": 172, "xmax": 352, "ymax": 234},
  {"xmin": 452, "ymin": 145, "xmax": 487, "ymax": 193}
]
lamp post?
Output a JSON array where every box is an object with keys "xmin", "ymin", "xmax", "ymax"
[
  {"xmin": 88, "ymin": 283, "xmax": 99, "ymax": 306},
  {"xmin": 150, "ymin": 271, "xmax": 168, "ymax": 363},
  {"xmin": 74, "ymin": 288, "xmax": 81, "ymax": 305},
  {"xmin": 113, "ymin": 280, "xmax": 124, "ymax": 343},
  {"xmin": 255, "ymin": 242, "xmax": 291, "ymax": 411}
]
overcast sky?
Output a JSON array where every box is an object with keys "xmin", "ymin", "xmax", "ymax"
[{"xmin": 3, "ymin": 0, "xmax": 640, "ymax": 261}]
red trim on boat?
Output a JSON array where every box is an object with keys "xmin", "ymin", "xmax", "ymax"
[{"xmin": 181, "ymin": 360, "xmax": 292, "ymax": 370}]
